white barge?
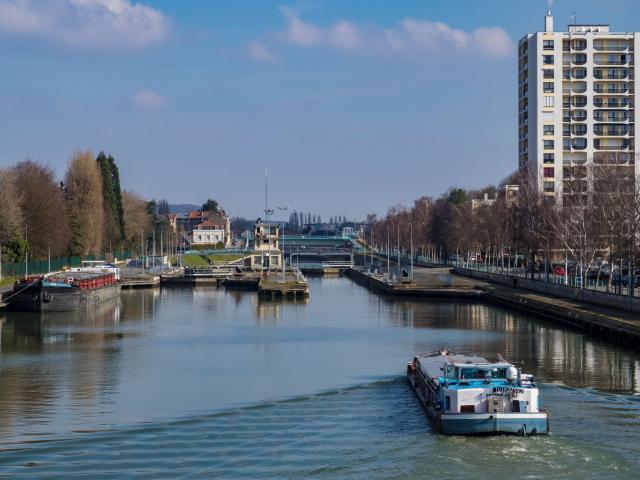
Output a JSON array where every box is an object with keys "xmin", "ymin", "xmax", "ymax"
[{"xmin": 407, "ymin": 350, "xmax": 549, "ymax": 435}]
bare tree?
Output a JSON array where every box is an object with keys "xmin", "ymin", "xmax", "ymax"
[
  {"xmin": 12, "ymin": 160, "xmax": 71, "ymax": 259},
  {"xmin": 122, "ymin": 190, "xmax": 153, "ymax": 253},
  {"xmin": 64, "ymin": 151, "xmax": 105, "ymax": 256},
  {"xmin": 0, "ymin": 169, "xmax": 24, "ymax": 260},
  {"xmin": 553, "ymin": 164, "xmax": 606, "ymax": 287}
]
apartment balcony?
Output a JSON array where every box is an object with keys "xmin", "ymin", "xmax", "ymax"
[
  {"xmin": 571, "ymin": 40, "xmax": 587, "ymax": 51},
  {"xmin": 594, "ymin": 125, "xmax": 632, "ymax": 136},
  {"xmin": 594, "ymin": 69, "xmax": 630, "ymax": 80},
  {"xmin": 594, "ymin": 111, "xmax": 631, "ymax": 122},
  {"xmin": 594, "ymin": 140, "xmax": 631, "ymax": 150},
  {"xmin": 594, "ymin": 98, "xmax": 633, "ymax": 108},
  {"xmin": 572, "ymin": 124, "xmax": 588, "ymax": 136},
  {"xmin": 593, "ymin": 44, "xmax": 630, "ymax": 52},
  {"xmin": 571, "ymin": 110, "xmax": 588, "ymax": 121},
  {"xmin": 594, "ymin": 84, "xmax": 630, "ymax": 94},
  {"xmin": 595, "ymin": 57, "xmax": 629, "ymax": 66},
  {"xmin": 565, "ymin": 139, "xmax": 588, "ymax": 151},
  {"xmin": 566, "ymin": 82, "xmax": 587, "ymax": 94}
]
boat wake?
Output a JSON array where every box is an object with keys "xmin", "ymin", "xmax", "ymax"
[{"xmin": 0, "ymin": 380, "xmax": 637, "ymax": 479}]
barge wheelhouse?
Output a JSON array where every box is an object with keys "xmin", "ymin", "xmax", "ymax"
[{"xmin": 407, "ymin": 350, "xmax": 549, "ymax": 435}]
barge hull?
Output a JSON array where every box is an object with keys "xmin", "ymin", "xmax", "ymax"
[
  {"xmin": 10, "ymin": 283, "xmax": 121, "ymax": 312},
  {"xmin": 440, "ymin": 413, "xmax": 549, "ymax": 435}
]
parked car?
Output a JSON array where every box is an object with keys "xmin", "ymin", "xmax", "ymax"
[
  {"xmin": 610, "ymin": 269, "xmax": 640, "ymax": 286},
  {"xmin": 553, "ymin": 265, "xmax": 566, "ymax": 276}
]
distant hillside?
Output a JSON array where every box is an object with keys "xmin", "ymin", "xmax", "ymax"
[{"xmin": 169, "ymin": 203, "xmax": 200, "ymax": 214}]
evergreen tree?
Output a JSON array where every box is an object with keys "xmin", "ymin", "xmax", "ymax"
[
  {"xmin": 158, "ymin": 199, "xmax": 170, "ymax": 215},
  {"xmin": 202, "ymin": 199, "xmax": 219, "ymax": 212},
  {"xmin": 96, "ymin": 152, "xmax": 126, "ymax": 247}
]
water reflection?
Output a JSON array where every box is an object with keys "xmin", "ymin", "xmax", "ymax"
[
  {"xmin": 119, "ymin": 288, "xmax": 160, "ymax": 320},
  {"xmin": 0, "ymin": 298, "xmax": 124, "ymax": 438},
  {"xmin": 255, "ymin": 296, "xmax": 309, "ymax": 323},
  {"xmin": 381, "ymin": 296, "xmax": 640, "ymax": 394},
  {"xmin": 0, "ymin": 278, "xmax": 639, "ymax": 446}
]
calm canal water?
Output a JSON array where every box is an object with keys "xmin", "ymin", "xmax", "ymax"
[{"xmin": 1, "ymin": 276, "xmax": 639, "ymax": 478}]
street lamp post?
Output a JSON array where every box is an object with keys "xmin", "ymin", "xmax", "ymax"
[
  {"xmin": 387, "ymin": 225, "xmax": 390, "ymax": 278},
  {"xmin": 397, "ymin": 223, "xmax": 400, "ymax": 268}
]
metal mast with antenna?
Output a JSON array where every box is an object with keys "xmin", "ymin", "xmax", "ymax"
[{"xmin": 263, "ymin": 169, "xmax": 274, "ymax": 273}]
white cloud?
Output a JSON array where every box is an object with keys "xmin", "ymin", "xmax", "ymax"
[
  {"xmin": 280, "ymin": 14, "xmax": 323, "ymax": 46},
  {"xmin": 132, "ymin": 89, "xmax": 166, "ymax": 111},
  {"xmin": 276, "ymin": 10, "xmax": 514, "ymax": 60},
  {"xmin": 247, "ymin": 40, "xmax": 277, "ymax": 63},
  {"xmin": 0, "ymin": 0, "xmax": 169, "ymax": 51},
  {"xmin": 327, "ymin": 21, "xmax": 361, "ymax": 51}
]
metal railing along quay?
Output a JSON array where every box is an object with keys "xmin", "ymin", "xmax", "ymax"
[{"xmin": 449, "ymin": 261, "xmax": 640, "ymax": 298}]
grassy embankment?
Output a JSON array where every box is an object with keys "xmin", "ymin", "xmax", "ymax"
[
  {"xmin": 181, "ymin": 254, "xmax": 244, "ymax": 267},
  {"xmin": 0, "ymin": 276, "xmax": 18, "ymax": 289}
]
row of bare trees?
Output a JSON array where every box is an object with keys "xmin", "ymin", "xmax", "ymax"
[
  {"xmin": 368, "ymin": 164, "xmax": 640, "ymax": 286},
  {"xmin": 0, "ymin": 151, "xmax": 154, "ymax": 263}
]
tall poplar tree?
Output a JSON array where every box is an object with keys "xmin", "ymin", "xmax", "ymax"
[
  {"xmin": 66, "ymin": 151, "xmax": 105, "ymax": 256},
  {"xmin": 97, "ymin": 152, "xmax": 125, "ymax": 248}
]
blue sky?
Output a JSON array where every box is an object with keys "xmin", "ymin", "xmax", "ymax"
[{"xmin": 1, "ymin": 0, "xmax": 639, "ymax": 219}]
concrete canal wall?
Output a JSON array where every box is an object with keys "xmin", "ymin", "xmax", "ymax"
[
  {"xmin": 453, "ymin": 267, "xmax": 640, "ymax": 314},
  {"xmin": 345, "ymin": 267, "xmax": 485, "ymax": 298},
  {"xmin": 346, "ymin": 267, "xmax": 640, "ymax": 346}
]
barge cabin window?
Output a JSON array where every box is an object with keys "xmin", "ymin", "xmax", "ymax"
[{"xmin": 458, "ymin": 367, "xmax": 508, "ymax": 380}]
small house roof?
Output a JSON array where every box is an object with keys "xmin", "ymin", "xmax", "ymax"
[{"xmin": 194, "ymin": 220, "xmax": 225, "ymax": 230}]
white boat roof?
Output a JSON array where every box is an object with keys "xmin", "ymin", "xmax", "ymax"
[{"xmin": 417, "ymin": 354, "xmax": 512, "ymax": 381}]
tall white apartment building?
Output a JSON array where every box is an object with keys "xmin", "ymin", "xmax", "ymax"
[{"xmin": 518, "ymin": 11, "xmax": 639, "ymax": 199}]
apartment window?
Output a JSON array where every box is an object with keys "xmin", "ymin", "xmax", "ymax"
[
  {"xmin": 543, "ymin": 181, "xmax": 555, "ymax": 193},
  {"xmin": 544, "ymin": 140, "xmax": 555, "ymax": 149},
  {"xmin": 543, "ymin": 82, "xmax": 555, "ymax": 93},
  {"xmin": 543, "ymin": 40, "xmax": 554, "ymax": 50},
  {"xmin": 543, "ymin": 55, "xmax": 554, "ymax": 65},
  {"xmin": 543, "ymin": 167, "xmax": 555, "ymax": 177},
  {"xmin": 574, "ymin": 68, "xmax": 587, "ymax": 79},
  {"xmin": 543, "ymin": 153, "xmax": 555, "ymax": 163},
  {"xmin": 543, "ymin": 96, "xmax": 555, "ymax": 107},
  {"xmin": 544, "ymin": 69, "xmax": 555, "ymax": 79},
  {"xmin": 543, "ymin": 125, "xmax": 555, "ymax": 135},
  {"xmin": 573, "ymin": 124, "xmax": 587, "ymax": 135},
  {"xmin": 574, "ymin": 138, "xmax": 587, "ymax": 149}
]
